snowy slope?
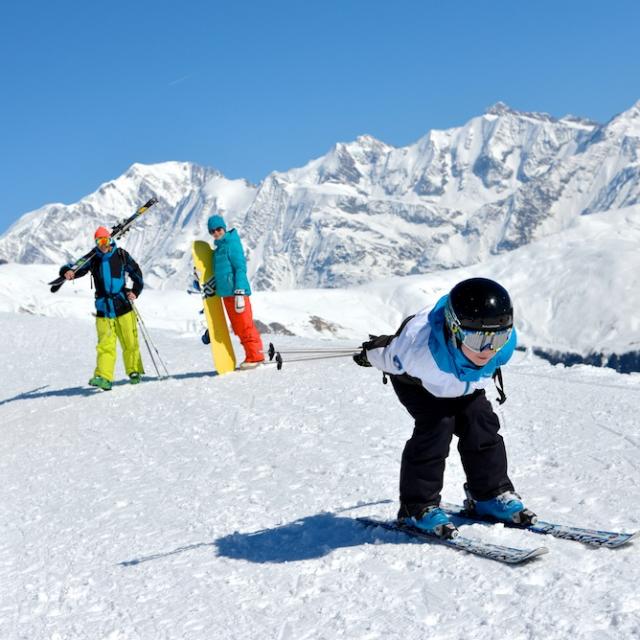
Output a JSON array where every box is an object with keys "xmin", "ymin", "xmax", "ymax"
[
  {"xmin": 2, "ymin": 101, "xmax": 640, "ymax": 290},
  {"xmin": 1, "ymin": 312, "xmax": 639, "ymax": 640}
]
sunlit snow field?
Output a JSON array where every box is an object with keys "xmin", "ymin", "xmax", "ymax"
[{"xmin": 1, "ymin": 306, "xmax": 639, "ymax": 639}]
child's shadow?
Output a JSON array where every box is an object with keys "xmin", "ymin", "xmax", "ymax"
[
  {"xmin": 119, "ymin": 503, "xmax": 398, "ymax": 567},
  {"xmin": 215, "ymin": 513, "xmax": 371, "ymax": 563}
]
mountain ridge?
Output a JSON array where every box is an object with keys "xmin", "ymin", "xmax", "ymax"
[{"xmin": 1, "ymin": 101, "xmax": 639, "ymax": 291}]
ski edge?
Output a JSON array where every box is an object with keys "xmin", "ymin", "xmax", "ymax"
[{"xmin": 357, "ymin": 516, "xmax": 548, "ymax": 565}]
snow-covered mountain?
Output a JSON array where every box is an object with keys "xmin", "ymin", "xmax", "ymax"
[
  {"xmin": 2, "ymin": 203, "xmax": 639, "ymax": 370},
  {"xmin": 0, "ymin": 163, "xmax": 258, "ymax": 290},
  {"xmin": 1, "ymin": 101, "xmax": 640, "ymax": 291}
]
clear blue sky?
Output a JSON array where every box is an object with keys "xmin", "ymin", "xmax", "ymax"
[{"xmin": 1, "ymin": 0, "xmax": 639, "ymax": 233}]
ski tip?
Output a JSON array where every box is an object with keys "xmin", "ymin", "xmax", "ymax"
[
  {"xmin": 503, "ymin": 546, "xmax": 549, "ymax": 564},
  {"xmin": 605, "ymin": 530, "xmax": 640, "ymax": 548},
  {"xmin": 141, "ymin": 197, "xmax": 159, "ymax": 209}
]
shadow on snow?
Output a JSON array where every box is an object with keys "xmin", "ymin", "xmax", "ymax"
[
  {"xmin": 0, "ymin": 385, "xmax": 97, "ymax": 405},
  {"xmin": 0, "ymin": 371, "xmax": 219, "ymax": 406},
  {"xmin": 215, "ymin": 513, "xmax": 373, "ymax": 563},
  {"xmin": 119, "ymin": 503, "xmax": 411, "ymax": 567}
]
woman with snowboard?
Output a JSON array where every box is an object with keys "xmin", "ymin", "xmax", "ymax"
[
  {"xmin": 207, "ymin": 214, "xmax": 264, "ymax": 368},
  {"xmin": 353, "ymin": 277, "xmax": 536, "ymax": 539},
  {"xmin": 61, "ymin": 226, "xmax": 144, "ymax": 391}
]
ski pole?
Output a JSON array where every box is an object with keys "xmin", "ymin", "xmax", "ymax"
[
  {"xmin": 132, "ymin": 303, "xmax": 170, "ymax": 379},
  {"xmin": 139, "ymin": 313, "xmax": 170, "ymax": 379},
  {"xmin": 267, "ymin": 342, "xmax": 359, "ymax": 359},
  {"xmin": 270, "ymin": 347, "xmax": 359, "ymax": 354},
  {"xmin": 265, "ymin": 350, "xmax": 359, "ymax": 370},
  {"xmin": 140, "ymin": 327, "xmax": 162, "ymax": 378},
  {"xmin": 135, "ymin": 311, "xmax": 163, "ymax": 379}
]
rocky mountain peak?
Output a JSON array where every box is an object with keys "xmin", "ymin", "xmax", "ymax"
[{"xmin": 2, "ymin": 101, "xmax": 640, "ymax": 291}]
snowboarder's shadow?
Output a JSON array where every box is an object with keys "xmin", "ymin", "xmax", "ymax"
[{"xmin": 170, "ymin": 371, "xmax": 219, "ymax": 380}]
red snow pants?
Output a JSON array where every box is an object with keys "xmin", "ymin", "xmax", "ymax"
[{"xmin": 223, "ymin": 296, "xmax": 264, "ymax": 363}]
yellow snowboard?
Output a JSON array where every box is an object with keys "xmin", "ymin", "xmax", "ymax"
[{"xmin": 192, "ymin": 240, "xmax": 236, "ymax": 374}]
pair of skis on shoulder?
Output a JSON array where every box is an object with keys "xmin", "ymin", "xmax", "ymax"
[
  {"xmin": 48, "ymin": 198, "xmax": 159, "ymax": 293},
  {"xmin": 358, "ymin": 503, "xmax": 638, "ymax": 565}
]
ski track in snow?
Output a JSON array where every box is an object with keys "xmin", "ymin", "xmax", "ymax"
[{"xmin": 1, "ymin": 313, "xmax": 639, "ymax": 640}]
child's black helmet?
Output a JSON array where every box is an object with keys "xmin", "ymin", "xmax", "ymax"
[{"xmin": 446, "ymin": 277, "xmax": 513, "ymax": 332}]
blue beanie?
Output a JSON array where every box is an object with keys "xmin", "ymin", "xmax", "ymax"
[{"xmin": 207, "ymin": 214, "xmax": 227, "ymax": 232}]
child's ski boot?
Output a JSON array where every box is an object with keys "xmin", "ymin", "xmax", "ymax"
[
  {"xmin": 464, "ymin": 484, "xmax": 537, "ymax": 525},
  {"xmin": 404, "ymin": 506, "xmax": 459, "ymax": 539}
]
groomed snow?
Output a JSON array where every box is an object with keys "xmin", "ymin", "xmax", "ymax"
[{"xmin": 1, "ymin": 309, "xmax": 639, "ymax": 639}]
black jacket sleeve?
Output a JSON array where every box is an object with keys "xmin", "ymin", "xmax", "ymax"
[{"xmin": 122, "ymin": 250, "xmax": 144, "ymax": 297}]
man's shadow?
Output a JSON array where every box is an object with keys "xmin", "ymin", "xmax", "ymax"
[
  {"xmin": 119, "ymin": 502, "xmax": 402, "ymax": 567},
  {"xmin": 0, "ymin": 385, "xmax": 96, "ymax": 406},
  {"xmin": 0, "ymin": 371, "xmax": 218, "ymax": 407}
]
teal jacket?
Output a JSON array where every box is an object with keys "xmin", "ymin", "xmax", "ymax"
[{"xmin": 213, "ymin": 229, "xmax": 252, "ymax": 297}]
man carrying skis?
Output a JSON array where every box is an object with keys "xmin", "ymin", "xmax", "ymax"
[
  {"xmin": 353, "ymin": 277, "xmax": 536, "ymax": 539},
  {"xmin": 207, "ymin": 214, "xmax": 264, "ymax": 368},
  {"xmin": 61, "ymin": 226, "xmax": 144, "ymax": 390}
]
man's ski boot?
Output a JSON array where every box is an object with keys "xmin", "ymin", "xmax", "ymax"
[
  {"xmin": 464, "ymin": 484, "xmax": 537, "ymax": 525},
  {"xmin": 404, "ymin": 506, "xmax": 459, "ymax": 539},
  {"xmin": 129, "ymin": 372, "xmax": 141, "ymax": 385},
  {"xmin": 201, "ymin": 329, "xmax": 210, "ymax": 345},
  {"xmin": 89, "ymin": 376, "xmax": 112, "ymax": 391}
]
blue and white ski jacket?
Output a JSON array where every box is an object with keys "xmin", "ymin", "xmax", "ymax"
[
  {"xmin": 59, "ymin": 243, "xmax": 143, "ymax": 318},
  {"xmin": 366, "ymin": 295, "xmax": 517, "ymax": 398}
]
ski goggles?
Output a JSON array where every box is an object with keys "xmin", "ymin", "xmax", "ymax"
[
  {"xmin": 455, "ymin": 327, "xmax": 512, "ymax": 353},
  {"xmin": 95, "ymin": 236, "xmax": 112, "ymax": 248}
]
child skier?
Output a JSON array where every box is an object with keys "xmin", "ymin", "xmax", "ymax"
[
  {"xmin": 207, "ymin": 214, "xmax": 264, "ymax": 368},
  {"xmin": 61, "ymin": 226, "xmax": 144, "ymax": 390},
  {"xmin": 353, "ymin": 277, "xmax": 536, "ymax": 539}
]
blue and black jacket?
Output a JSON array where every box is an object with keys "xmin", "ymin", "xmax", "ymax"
[{"xmin": 59, "ymin": 243, "xmax": 143, "ymax": 318}]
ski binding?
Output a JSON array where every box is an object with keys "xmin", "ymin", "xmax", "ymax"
[{"xmin": 358, "ymin": 516, "xmax": 548, "ymax": 565}]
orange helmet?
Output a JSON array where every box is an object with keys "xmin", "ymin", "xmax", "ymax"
[{"xmin": 94, "ymin": 226, "xmax": 111, "ymax": 239}]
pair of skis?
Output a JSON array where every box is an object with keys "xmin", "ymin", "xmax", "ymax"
[
  {"xmin": 358, "ymin": 503, "xmax": 638, "ymax": 565},
  {"xmin": 47, "ymin": 197, "xmax": 159, "ymax": 293}
]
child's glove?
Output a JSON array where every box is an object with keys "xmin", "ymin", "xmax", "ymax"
[
  {"xmin": 234, "ymin": 290, "xmax": 246, "ymax": 313},
  {"xmin": 353, "ymin": 342, "xmax": 372, "ymax": 367}
]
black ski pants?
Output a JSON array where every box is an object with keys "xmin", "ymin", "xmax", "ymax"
[{"xmin": 391, "ymin": 377, "xmax": 514, "ymax": 519}]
